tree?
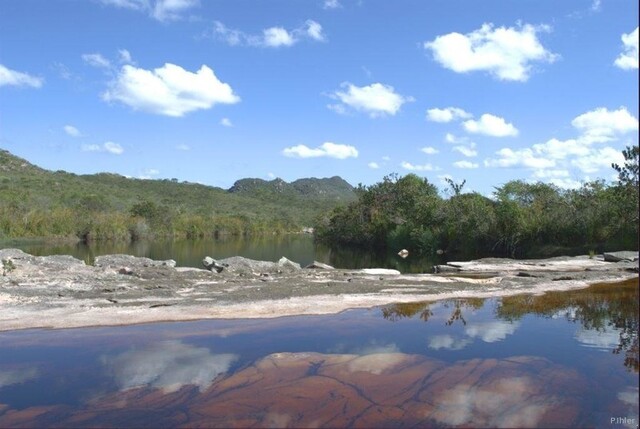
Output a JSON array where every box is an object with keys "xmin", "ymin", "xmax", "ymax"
[{"xmin": 612, "ymin": 145, "xmax": 639, "ymax": 188}]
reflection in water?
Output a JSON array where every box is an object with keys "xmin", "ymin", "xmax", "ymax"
[
  {"xmin": 0, "ymin": 367, "xmax": 38, "ymax": 389},
  {"xmin": 498, "ymin": 278, "xmax": 639, "ymax": 372},
  {"xmin": 102, "ymin": 340, "xmax": 237, "ymax": 393}
]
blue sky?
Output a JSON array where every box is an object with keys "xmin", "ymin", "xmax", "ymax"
[{"xmin": 0, "ymin": 0, "xmax": 638, "ymax": 195}]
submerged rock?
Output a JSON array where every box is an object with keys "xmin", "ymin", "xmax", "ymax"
[{"xmin": 603, "ymin": 251, "xmax": 639, "ymax": 263}]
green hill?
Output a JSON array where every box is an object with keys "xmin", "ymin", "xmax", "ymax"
[{"xmin": 0, "ymin": 148, "xmax": 356, "ymax": 241}]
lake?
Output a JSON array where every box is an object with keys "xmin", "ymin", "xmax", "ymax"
[
  {"xmin": 0, "ymin": 278, "xmax": 637, "ymax": 428},
  {"xmin": 4, "ymin": 235, "xmax": 445, "ymax": 273}
]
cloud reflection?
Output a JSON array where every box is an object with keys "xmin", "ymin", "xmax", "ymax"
[
  {"xmin": 103, "ymin": 340, "xmax": 237, "ymax": 393},
  {"xmin": 428, "ymin": 334, "xmax": 471, "ymax": 350},
  {"xmin": 0, "ymin": 367, "xmax": 38, "ymax": 388},
  {"xmin": 574, "ymin": 325, "xmax": 620, "ymax": 350},
  {"xmin": 465, "ymin": 320, "xmax": 519, "ymax": 343}
]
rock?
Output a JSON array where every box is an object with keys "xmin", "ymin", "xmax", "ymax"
[
  {"xmin": 304, "ymin": 261, "xmax": 334, "ymax": 270},
  {"xmin": 202, "ymin": 256, "xmax": 226, "ymax": 273},
  {"xmin": 118, "ymin": 267, "xmax": 134, "ymax": 275},
  {"xmin": 397, "ymin": 249, "xmax": 409, "ymax": 259},
  {"xmin": 277, "ymin": 257, "xmax": 302, "ymax": 271},
  {"xmin": 433, "ymin": 265, "xmax": 461, "ymax": 274},
  {"xmin": 359, "ymin": 268, "xmax": 401, "ymax": 275},
  {"xmin": 95, "ymin": 254, "xmax": 175, "ymax": 269},
  {"xmin": 603, "ymin": 251, "xmax": 639, "ymax": 263}
]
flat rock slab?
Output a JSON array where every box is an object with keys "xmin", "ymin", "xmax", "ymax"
[{"xmin": 0, "ymin": 248, "xmax": 637, "ymax": 331}]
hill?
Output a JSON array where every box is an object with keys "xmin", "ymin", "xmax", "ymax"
[{"xmin": 0, "ymin": 148, "xmax": 356, "ymax": 240}]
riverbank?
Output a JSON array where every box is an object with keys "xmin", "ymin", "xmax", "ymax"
[{"xmin": 0, "ymin": 248, "xmax": 637, "ymax": 331}]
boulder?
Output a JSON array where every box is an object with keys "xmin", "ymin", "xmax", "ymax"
[
  {"xmin": 202, "ymin": 256, "xmax": 227, "ymax": 273},
  {"xmin": 433, "ymin": 265, "xmax": 461, "ymax": 274},
  {"xmin": 278, "ymin": 257, "xmax": 302, "ymax": 271},
  {"xmin": 603, "ymin": 251, "xmax": 639, "ymax": 263},
  {"xmin": 304, "ymin": 261, "xmax": 335, "ymax": 270},
  {"xmin": 95, "ymin": 254, "xmax": 176, "ymax": 268},
  {"xmin": 359, "ymin": 268, "xmax": 401, "ymax": 275}
]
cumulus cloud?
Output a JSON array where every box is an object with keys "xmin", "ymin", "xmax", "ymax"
[
  {"xmin": 0, "ymin": 64, "xmax": 43, "ymax": 88},
  {"xmin": 424, "ymin": 23, "xmax": 558, "ymax": 81},
  {"xmin": 103, "ymin": 340, "xmax": 237, "ymax": 393},
  {"xmin": 283, "ymin": 142, "xmax": 358, "ymax": 159},
  {"xmin": 426, "ymin": 107, "xmax": 472, "ymax": 123},
  {"xmin": 401, "ymin": 161, "xmax": 437, "ymax": 171},
  {"xmin": 102, "ymin": 63, "xmax": 240, "ymax": 117},
  {"xmin": 463, "ymin": 114, "xmax": 518, "ymax": 137},
  {"xmin": 211, "ymin": 20, "xmax": 325, "ymax": 48},
  {"xmin": 571, "ymin": 106, "xmax": 638, "ymax": 144},
  {"xmin": 176, "ymin": 143, "xmax": 190, "ymax": 151},
  {"xmin": 82, "ymin": 141, "xmax": 124, "ymax": 155},
  {"xmin": 368, "ymin": 162, "xmax": 380, "ymax": 169},
  {"xmin": 82, "ymin": 53, "xmax": 111, "ymax": 68},
  {"xmin": 614, "ymin": 27, "xmax": 639, "ymax": 70},
  {"xmin": 453, "ymin": 143, "xmax": 478, "ymax": 157},
  {"xmin": 100, "ymin": 0, "xmax": 199, "ymax": 22},
  {"xmin": 531, "ymin": 138, "xmax": 590, "ymax": 159},
  {"xmin": 421, "ymin": 146, "xmax": 439, "ymax": 155},
  {"xmin": 63, "ymin": 125, "xmax": 82, "ymax": 137},
  {"xmin": 454, "ymin": 160, "xmax": 479, "ymax": 169},
  {"xmin": 571, "ymin": 146, "xmax": 624, "ymax": 173},
  {"xmin": 485, "ymin": 147, "xmax": 555, "ymax": 169},
  {"xmin": 118, "ymin": 49, "xmax": 134, "ymax": 64},
  {"xmin": 328, "ymin": 82, "xmax": 413, "ymax": 117},
  {"xmin": 220, "ymin": 117, "xmax": 233, "ymax": 127}
]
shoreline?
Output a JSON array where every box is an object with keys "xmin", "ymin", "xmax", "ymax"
[{"xmin": 1, "ymin": 248, "xmax": 637, "ymax": 332}]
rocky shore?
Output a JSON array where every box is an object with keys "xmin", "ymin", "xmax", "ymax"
[{"xmin": 1, "ymin": 248, "xmax": 637, "ymax": 331}]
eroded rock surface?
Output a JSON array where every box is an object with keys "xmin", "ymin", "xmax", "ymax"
[{"xmin": 0, "ymin": 248, "xmax": 637, "ymax": 331}]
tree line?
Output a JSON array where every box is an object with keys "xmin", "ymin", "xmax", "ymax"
[{"xmin": 314, "ymin": 146, "xmax": 639, "ymax": 258}]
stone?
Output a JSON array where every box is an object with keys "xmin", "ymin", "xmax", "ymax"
[
  {"xmin": 603, "ymin": 251, "xmax": 639, "ymax": 263},
  {"xmin": 398, "ymin": 249, "xmax": 409, "ymax": 258},
  {"xmin": 277, "ymin": 257, "xmax": 302, "ymax": 271},
  {"xmin": 202, "ymin": 256, "xmax": 226, "ymax": 273},
  {"xmin": 304, "ymin": 261, "xmax": 334, "ymax": 270},
  {"xmin": 433, "ymin": 265, "xmax": 461, "ymax": 274},
  {"xmin": 359, "ymin": 268, "xmax": 401, "ymax": 275}
]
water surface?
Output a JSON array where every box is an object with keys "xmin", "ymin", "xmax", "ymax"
[{"xmin": 0, "ymin": 279, "xmax": 637, "ymax": 427}]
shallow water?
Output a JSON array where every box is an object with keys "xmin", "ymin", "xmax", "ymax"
[{"xmin": 0, "ymin": 279, "xmax": 637, "ymax": 428}]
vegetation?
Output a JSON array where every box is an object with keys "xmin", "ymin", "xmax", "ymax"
[
  {"xmin": 0, "ymin": 149, "xmax": 355, "ymax": 242},
  {"xmin": 315, "ymin": 145, "xmax": 639, "ymax": 258}
]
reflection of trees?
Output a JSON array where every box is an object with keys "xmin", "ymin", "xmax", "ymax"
[
  {"xmin": 497, "ymin": 278, "xmax": 639, "ymax": 373},
  {"xmin": 381, "ymin": 298, "xmax": 484, "ymax": 325}
]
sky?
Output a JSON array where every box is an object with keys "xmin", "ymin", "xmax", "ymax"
[{"xmin": 0, "ymin": 0, "xmax": 638, "ymax": 195}]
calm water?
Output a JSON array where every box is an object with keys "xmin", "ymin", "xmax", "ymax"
[
  {"xmin": 4, "ymin": 235, "xmax": 444, "ymax": 273},
  {"xmin": 0, "ymin": 279, "xmax": 637, "ymax": 428}
]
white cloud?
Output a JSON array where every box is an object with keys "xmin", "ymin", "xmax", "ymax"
[
  {"xmin": 211, "ymin": 20, "xmax": 324, "ymax": 48},
  {"xmin": 139, "ymin": 168, "xmax": 160, "ymax": 179},
  {"xmin": 532, "ymin": 138, "xmax": 590, "ymax": 159},
  {"xmin": 401, "ymin": 161, "xmax": 437, "ymax": 171},
  {"xmin": 368, "ymin": 162, "xmax": 380, "ymax": 169},
  {"xmin": 103, "ymin": 340, "xmax": 237, "ymax": 393},
  {"xmin": 323, "ymin": 0, "xmax": 341, "ymax": 9},
  {"xmin": 424, "ymin": 23, "xmax": 558, "ymax": 81},
  {"xmin": 63, "ymin": 125, "xmax": 81, "ymax": 137},
  {"xmin": 453, "ymin": 145, "xmax": 478, "ymax": 158},
  {"xmin": 283, "ymin": 142, "xmax": 358, "ymax": 159},
  {"xmin": 454, "ymin": 160, "xmax": 479, "ymax": 169},
  {"xmin": 118, "ymin": 49, "xmax": 134, "ymax": 64},
  {"xmin": 220, "ymin": 117, "xmax": 233, "ymax": 127},
  {"xmin": 82, "ymin": 53, "xmax": 112, "ymax": 68},
  {"xmin": 421, "ymin": 146, "xmax": 439, "ymax": 155},
  {"xmin": 614, "ymin": 27, "xmax": 639, "ymax": 70},
  {"xmin": 102, "ymin": 63, "xmax": 240, "ymax": 117},
  {"xmin": 263, "ymin": 27, "xmax": 295, "ymax": 47},
  {"xmin": 0, "ymin": 64, "xmax": 43, "ymax": 88},
  {"xmin": 485, "ymin": 147, "xmax": 555, "ymax": 169},
  {"xmin": 571, "ymin": 106, "xmax": 638, "ymax": 144},
  {"xmin": 445, "ymin": 133, "xmax": 467, "ymax": 144},
  {"xmin": 571, "ymin": 146, "xmax": 624, "ymax": 173},
  {"xmin": 426, "ymin": 107, "xmax": 471, "ymax": 123},
  {"xmin": 532, "ymin": 168, "xmax": 570, "ymax": 179},
  {"xmin": 100, "ymin": 0, "xmax": 198, "ymax": 22},
  {"xmin": 82, "ymin": 141, "xmax": 124, "ymax": 155},
  {"xmin": 463, "ymin": 114, "xmax": 518, "ymax": 137},
  {"xmin": 176, "ymin": 144, "xmax": 190, "ymax": 151},
  {"xmin": 329, "ymin": 82, "xmax": 413, "ymax": 117}
]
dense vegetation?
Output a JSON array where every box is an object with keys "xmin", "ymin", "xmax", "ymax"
[
  {"xmin": 315, "ymin": 146, "xmax": 639, "ymax": 258},
  {"xmin": 0, "ymin": 149, "xmax": 355, "ymax": 242}
]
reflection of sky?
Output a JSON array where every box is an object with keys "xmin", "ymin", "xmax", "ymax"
[
  {"xmin": 103, "ymin": 340, "xmax": 237, "ymax": 393},
  {"xmin": 618, "ymin": 387, "xmax": 639, "ymax": 429},
  {"xmin": 0, "ymin": 367, "xmax": 38, "ymax": 388},
  {"xmin": 432, "ymin": 376, "xmax": 552, "ymax": 428},
  {"xmin": 574, "ymin": 324, "xmax": 620, "ymax": 350},
  {"xmin": 427, "ymin": 320, "xmax": 520, "ymax": 350}
]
